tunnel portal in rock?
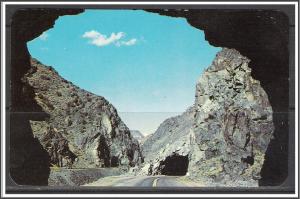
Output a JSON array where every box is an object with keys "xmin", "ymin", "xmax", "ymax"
[
  {"xmin": 11, "ymin": 8, "xmax": 290, "ymax": 186},
  {"xmin": 159, "ymin": 154, "xmax": 189, "ymax": 176}
]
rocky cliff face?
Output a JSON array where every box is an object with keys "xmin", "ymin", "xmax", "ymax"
[
  {"xmin": 192, "ymin": 48, "xmax": 274, "ymax": 186},
  {"xmin": 142, "ymin": 48, "xmax": 274, "ymax": 186},
  {"xmin": 25, "ymin": 58, "xmax": 143, "ymax": 169}
]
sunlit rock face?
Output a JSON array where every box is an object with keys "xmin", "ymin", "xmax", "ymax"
[
  {"xmin": 25, "ymin": 58, "xmax": 143, "ymax": 169},
  {"xmin": 141, "ymin": 48, "xmax": 274, "ymax": 187},
  {"xmin": 192, "ymin": 48, "xmax": 274, "ymax": 186}
]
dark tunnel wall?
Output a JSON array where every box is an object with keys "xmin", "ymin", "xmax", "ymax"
[
  {"xmin": 8, "ymin": 8, "xmax": 292, "ymax": 186},
  {"xmin": 9, "ymin": 9, "xmax": 84, "ymax": 185}
]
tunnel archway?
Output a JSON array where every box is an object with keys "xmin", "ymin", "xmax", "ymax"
[
  {"xmin": 9, "ymin": 7, "xmax": 291, "ymax": 186},
  {"xmin": 159, "ymin": 154, "xmax": 189, "ymax": 176}
]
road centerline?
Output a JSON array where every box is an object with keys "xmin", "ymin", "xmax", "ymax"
[{"xmin": 152, "ymin": 177, "xmax": 159, "ymax": 187}]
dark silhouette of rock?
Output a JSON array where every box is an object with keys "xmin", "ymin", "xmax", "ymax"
[{"xmin": 9, "ymin": 8, "xmax": 84, "ymax": 185}]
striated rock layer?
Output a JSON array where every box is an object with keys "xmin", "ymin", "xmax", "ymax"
[
  {"xmin": 142, "ymin": 48, "xmax": 274, "ymax": 186},
  {"xmin": 25, "ymin": 58, "xmax": 143, "ymax": 169}
]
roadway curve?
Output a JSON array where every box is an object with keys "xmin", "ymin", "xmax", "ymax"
[{"xmin": 85, "ymin": 175, "xmax": 198, "ymax": 187}]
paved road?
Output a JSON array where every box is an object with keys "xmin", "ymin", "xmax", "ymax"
[{"xmin": 86, "ymin": 175, "xmax": 194, "ymax": 187}]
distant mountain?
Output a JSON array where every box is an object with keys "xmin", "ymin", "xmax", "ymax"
[
  {"xmin": 130, "ymin": 130, "xmax": 145, "ymax": 143},
  {"xmin": 25, "ymin": 58, "xmax": 143, "ymax": 169}
]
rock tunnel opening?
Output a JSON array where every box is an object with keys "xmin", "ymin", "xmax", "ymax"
[
  {"xmin": 97, "ymin": 135, "xmax": 111, "ymax": 167},
  {"xmin": 159, "ymin": 154, "xmax": 189, "ymax": 176}
]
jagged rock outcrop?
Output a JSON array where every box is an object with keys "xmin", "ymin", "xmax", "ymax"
[
  {"xmin": 192, "ymin": 48, "xmax": 274, "ymax": 186},
  {"xmin": 142, "ymin": 48, "xmax": 274, "ymax": 186},
  {"xmin": 25, "ymin": 58, "xmax": 143, "ymax": 169}
]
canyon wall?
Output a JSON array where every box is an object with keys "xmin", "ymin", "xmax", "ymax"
[{"xmin": 25, "ymin": 58, "xmax": 143, "ymax": 169}]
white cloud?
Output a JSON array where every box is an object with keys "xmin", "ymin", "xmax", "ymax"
[
  {"xmin": 82, "ymin": 30, "xmax": 138, "ymax": 47},
  {"xmin": 116, "ymin": 38, "xmax": 137, "ymax": 47},
  {"xmin": 38, "ymin": 32, "xmax": 48, "ymax": 41},
  {"xmin": 82, "ymin": 30, "xmax": 125, "ymax": 47}
]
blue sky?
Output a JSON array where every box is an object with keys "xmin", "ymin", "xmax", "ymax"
[{"xmin": 27, "ymin": 9, "xmax": 220, "ymax": 134}]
